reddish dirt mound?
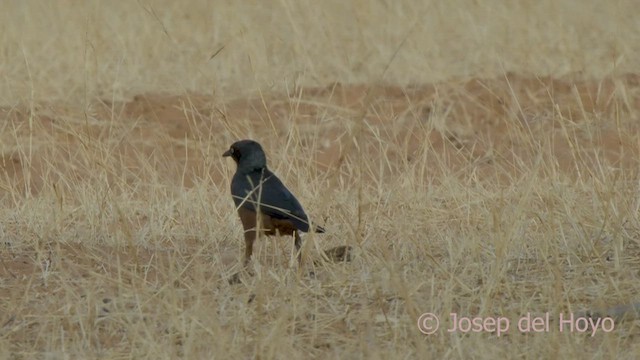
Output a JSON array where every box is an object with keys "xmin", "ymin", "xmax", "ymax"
[{"xmin": 1, "ymin": 73, "xmax": 639, "ymax": 194}]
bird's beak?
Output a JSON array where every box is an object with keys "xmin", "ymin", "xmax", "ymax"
[{"xmin": 222, "ymin": 149, "xmax": 232, "ymax": 157}]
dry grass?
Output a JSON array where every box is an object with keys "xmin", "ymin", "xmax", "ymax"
[{"xmin": 1, "ymin": 1, "xmax": 640, "ymax": 359}]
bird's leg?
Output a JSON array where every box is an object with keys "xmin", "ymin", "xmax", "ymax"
[
  {"xmin": 243, "ymin": 229, "xmax": 256, "ymax": 266},
  {"xmin": 237, "ymin": 207, "xmax": 260, "ymax": 267},
  {"xmin": 228, "ymin": 230, "xmax": 256, "ymax": 285},
  {"xmin": 294, "ymin": 230, "xmax": 303, "ymax": 265}
]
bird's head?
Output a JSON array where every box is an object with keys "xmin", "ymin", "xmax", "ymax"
[{"xmin": 223, "ymin": 139, "xmax": 267, "ymax": 172}]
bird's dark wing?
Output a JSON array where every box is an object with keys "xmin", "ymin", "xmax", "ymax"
[{"xmin": 231, "ymin": 169, "xmax": 320, "ymax": 232}]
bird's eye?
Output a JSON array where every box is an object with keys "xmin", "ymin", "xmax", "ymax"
[{"xmin": 229, "ymin": 147, "xmax": 235, "ymax": 154}]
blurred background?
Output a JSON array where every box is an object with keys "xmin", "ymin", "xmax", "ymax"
[{"xmin": 1, "ymin": 0, "xmax": 637, "ymax": 103}]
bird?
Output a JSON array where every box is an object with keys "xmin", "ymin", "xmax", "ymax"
[{"xmin": 223, "ymin": 139, "xmax": 325, "ymax": 268}]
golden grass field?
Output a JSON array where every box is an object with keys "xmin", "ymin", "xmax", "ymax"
[{"xmin": 1, "ymin": 1, "xmax": 640, "ymax": 358}]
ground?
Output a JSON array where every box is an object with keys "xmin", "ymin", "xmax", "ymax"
[{"xmin": 1, "ymin": 1, "xmax": 640, "ymax": 359}]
